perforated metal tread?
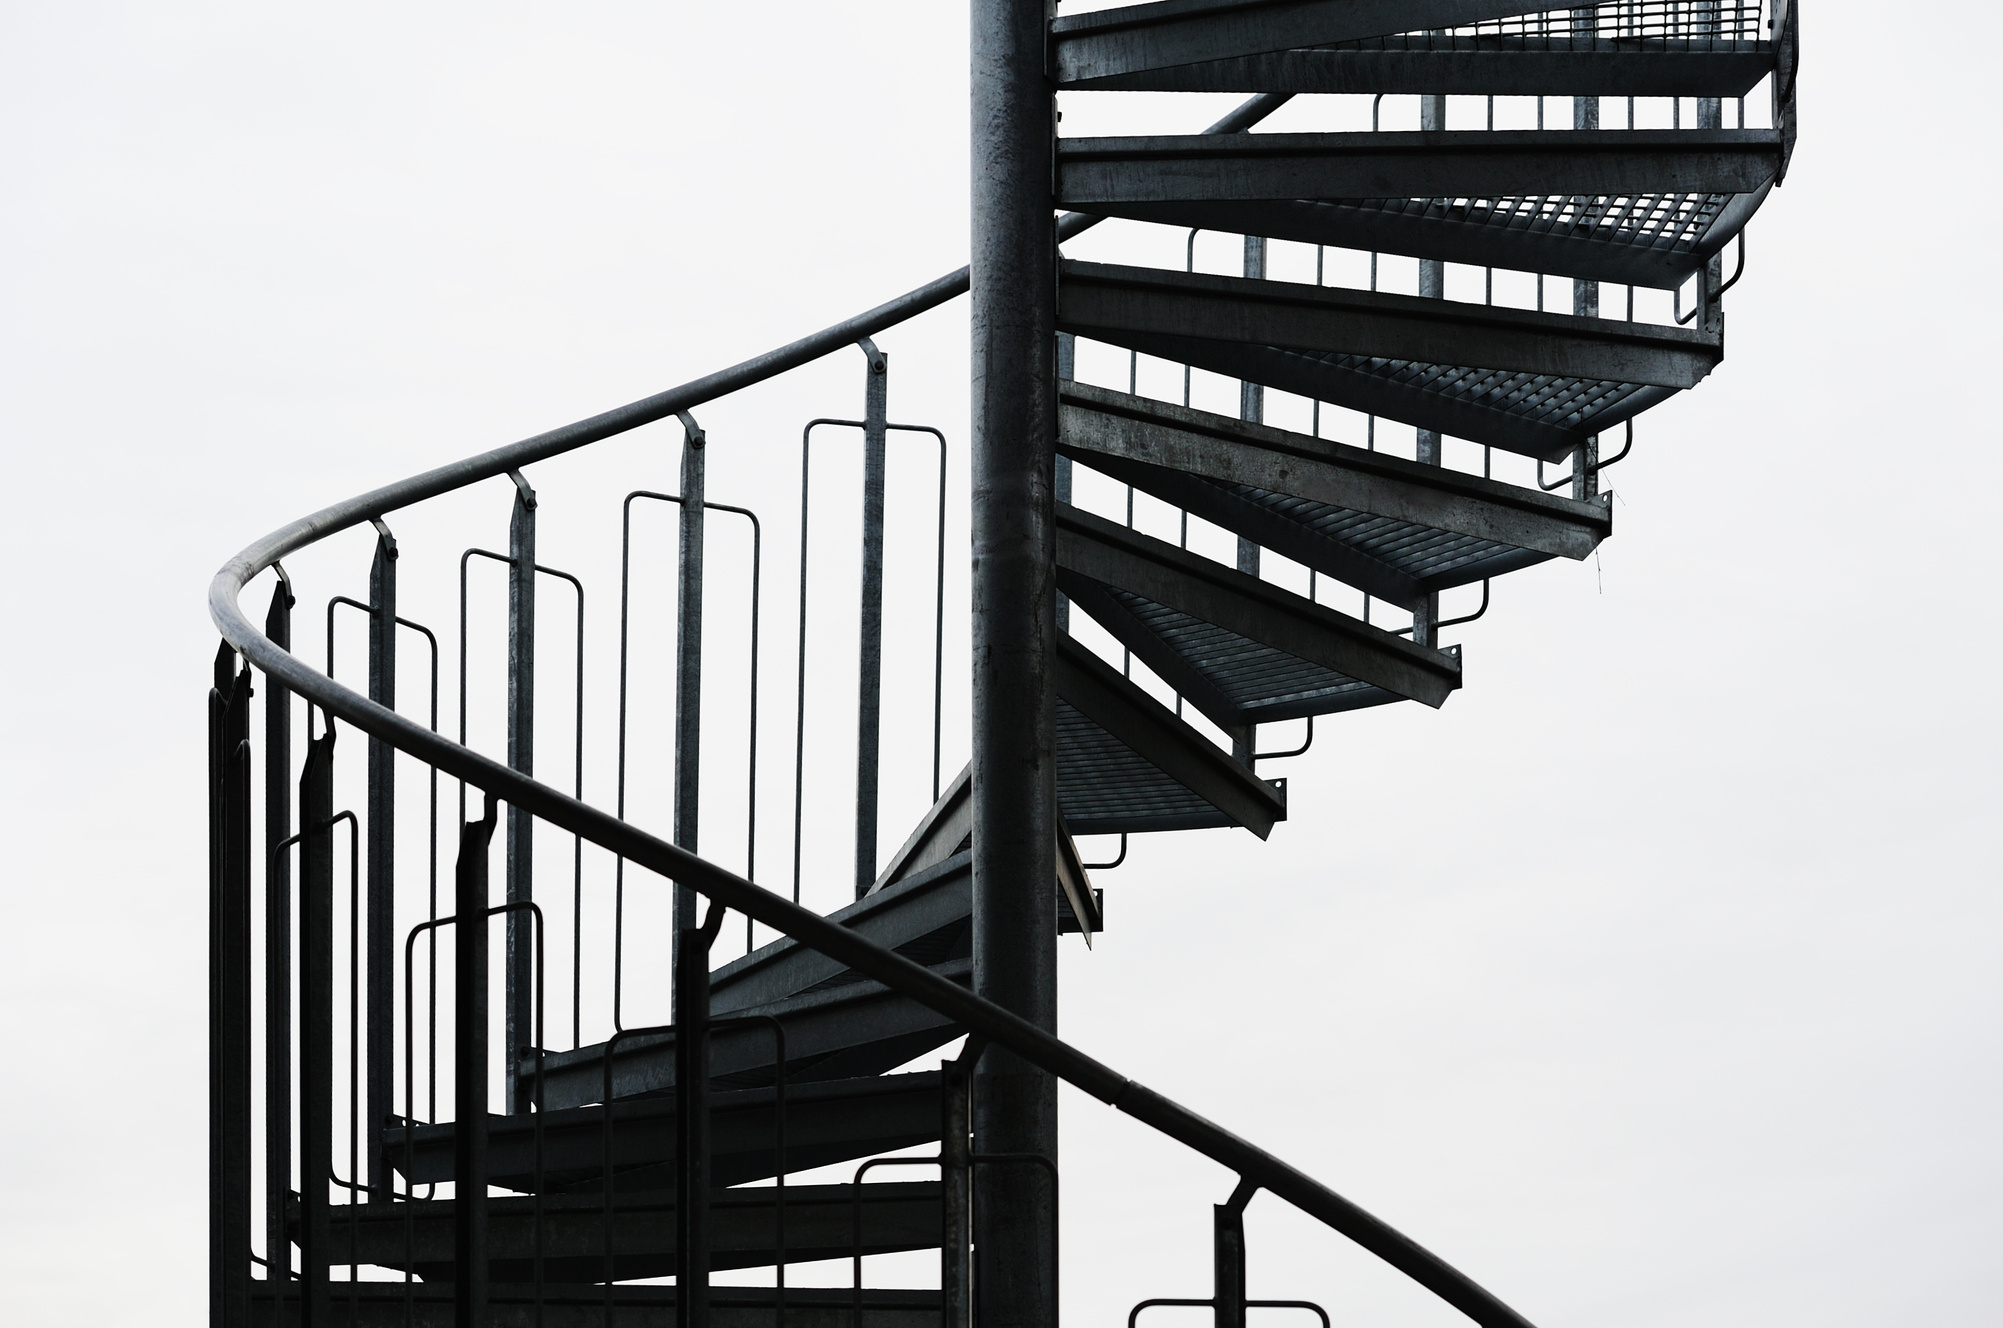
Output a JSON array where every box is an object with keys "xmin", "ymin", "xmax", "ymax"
[{"xmin": 1058, "ymin": 381, "xmax": 1609, "ymax": 604}]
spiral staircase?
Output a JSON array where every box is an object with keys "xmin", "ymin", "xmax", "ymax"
[{"xmin": 208, "ymin": 3, "xmax": 1801, "ymax": 1325}]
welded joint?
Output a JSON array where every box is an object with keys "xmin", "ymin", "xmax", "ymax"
[
  {"xmin": 856, "ymin": 336, "xmax": 888, "ymax": 374},
  {"xmin": 675, "ymin": 410, "xmax": 705, "ymax": 448},
  {"xmin": 504, "ymin": 469, "xmax": 537, "ymax": 510},
  {"xmin": 1225, "ymin": 1176, "xmax": 1259, "ymax": 1214},
  {"xmin": 271, "ymin": 560, "xmax": 296, "ymax": 607},
  {"xmin": 368, "ymin": 517, "xmax": 399, "ymax": 558}
]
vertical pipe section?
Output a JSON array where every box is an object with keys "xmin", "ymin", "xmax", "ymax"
[
  {"xmin": 672, "ymin": 414, "xmax": 713, "ymax": 1327},
  {"xmin": 970, "ymin": 0, "xmax": 1060, "ymax": 1323},
  {"xmin": 365, "ymin": 531, "xmax": 398, "ymax": 1190},
  {"xmin": 264, "ymin": 583, "xmax": 295, "ymax": 1294},
  {"xmin": 1411, "ymin": 90, "xmax": 1446, "ymax": 648},
  {"xmin": 210, "ymin": 647, "xmax": 253, "ymax": 1328},
  {"xmin": 854, "ymin": 341, "xmax": 890, "ymax": 898},
  {"xmin": 453, "ymin": 802, "xmax": 498, "ymax": 1328},
  {"xmin": 1054, "ymin": 333, "xmax": 1074, "ymax": 636},
  {"xmin": 940, "ymin": 1060, "xmax": 973, "ymax": 1328},
  {"xmin": 506, "ymin": 477, "xmax": 537, "ymax": 1115},
  {"xmin": 1213, "ymin": 1201, "xmax": 1248, "ymax": 1328},
  {"xmin": 299, "ymin": 729, "xmax": 336, "ymax": 1328},
  {"xmin": 1232, "ymin": 235, "xmax": 1266, "ymax": 763},
  {"xmin": 1571, "ymin": 15, "xmax": 1602, "ymax": 502}
]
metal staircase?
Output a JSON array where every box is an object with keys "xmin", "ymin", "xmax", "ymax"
[{"xmin": 207, "ymin": 2, "xmax": 1800, "ymax": 1324}]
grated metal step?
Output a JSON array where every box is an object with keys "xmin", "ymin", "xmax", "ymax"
[
  {"xmin": 1058, "ymin": 502, "xmax": 1460, "ymax": 728},
  {"xmin": 297, "ymin": 1181, "xmax": 942, "ymax": 1281},
  {"xmin": 1055, "ymin": 632, "xmax": 1287, "ymax": 837},
  {"xmin": 1058, "ymin": 381, "xmax": 1610, "ymax": 607},
  {"xmin": 385, "ymin": 1072, "xmax": 944, "ymax": 1195},
  {"xmin": 250, "ymin": 1281, "xmax": 942, "ymax": 1328}
]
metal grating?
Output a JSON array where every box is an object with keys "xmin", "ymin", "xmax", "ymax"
[
  {"xmin": 1221, "ymin": 485, "xmax": 1551, "ymax": 586},
  {"xmin": 1104, "ymin": 588, "xmax": 1404, "ymax": 720},
  {"xmin": 1309, "ymin": 350, "xmax": 1657, "ymax": 430},
  {"xmin": 1056, "ymin": 697, "xmax": 1236, "ymax": 833},
  {"xmin": 1344, "ymin": 1, "xmax": 1768, "ymax": 48},
  {"xmin": 1338, "ymin": 192, "xmax": 1733, "ymax": 259}
]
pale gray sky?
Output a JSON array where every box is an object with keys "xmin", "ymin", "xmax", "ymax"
[{"xmin": 1, "ymin": 3, "xmax": 1996, "ymax": 1325}]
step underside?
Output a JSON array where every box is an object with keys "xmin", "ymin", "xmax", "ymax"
[
  {"xmin": 298, "ymin": 1181, "xmax": 941, "ymax": 1281},
  {"xmin": 250, "ymin": 1281, "xmax": 940, "ymax": 1328}
]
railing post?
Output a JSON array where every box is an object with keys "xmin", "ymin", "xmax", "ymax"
[
  {"xmin": 505, "ymin": 475, "xmax": 537, "ymax": 1116},
  {"xmin": 367, "ymin": 527, "xmax": 398, "ymax": 1188},
  {"xmin": 970, "ymin": 0, "xmax": 1060, "ymax": 1322},
  {"xmin": 264, "ymin": 581, "xmax": 295, "ymax": 1299},
  {"xmin": 1213, "ymin": 1200, "xmax": 1247, "ymax": 1328},
  {"xmin": 454, "ymin": 801, "xmax": 498, "ymax": 1328},
  {"xmin": 298, "ymin": 728, "xmax": 336, "ymax": 1328},
  {"xmin": 855, "ymin": 339, "xmax": 889, "ymax": 898},
  {"xmin": 671, "ymin": 412, "xmax": 712, "ymax": 1327},
  {"xmin": 1572, "ymin": 12, "xmax": 1602, "ymax": 503},
  {"xmin": 1412, "ymin": 89, "xmax": 1447, "ymax": 650},
  {"xmin": 210, "ymin": 646, "xmax": 253, "ymax": 1328},
  {"xmin": 940, "ymin": 1060, "xmax": 972, "ymax": 1328},
  {"xmin": 1232, "ymin": 233, "xmax": 1266, "ymax": 763}
]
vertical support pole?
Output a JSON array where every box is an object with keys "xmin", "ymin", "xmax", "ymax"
[
  {"xmin": 1054, "ymin": 333, "xmax": 1075, "ymax": 636},
  {"xmin": 210, "ymin": 647, "xmax": 253, "ymax": 1328},
  {"xmin": 855, "ymin": 340, "xmax": 890, "ymax": 898},
  {"xmin": 1571, "ymin": 10, "xmax": 1601, "ymax": 504},
  {"xmin": 1697, "ymin": 81, "xmax": 1725, "ymax": 343},
  {"xmin": 505, "ymin": 477, "xmax": 536, "ymax": 1116},
  {"xmin": 264, "ymin": 582, "xmax": 295, "ymax": 1293},
  {"xmin": 453, "ymin": 802, "xmax": 498, "ymax": 1328},
  {"xmin": 970, "ymin": 0, "xmax": 1060, "ymax": 1322},
  {"xmin": 366, "ymin": 530, "xmax": 398, "ymax": 1188},
  {"xmin": 940, "ymin": 1059, "xmax": 973, "ymax": 1328},
  {"xmin": 1230, "ymin": 236, "xmax": 1266, "ymax": 763},
  {"xmin": 671, "ymin": 413, "xmax": 712, "ymax": 1328},
  {"xmin": 1213, "ymin": 1200, "xmax": 1247, "ymax": 1328},
  {"xmin": 298, "ymin": 729, "xmax": 336, "ymax": 1328},
  {"xmin": 1411, "ymin": 90, "xmax": 1447, "ymax": 648}
]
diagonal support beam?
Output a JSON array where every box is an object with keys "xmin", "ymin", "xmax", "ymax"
[
  {"xmin": 1058, "ymin": 502, "xmax": 1461, "ymax": 706},
  {"xmin": 1060, "ymin": 260, "xmax": 1719, "ymax": 389},
  {"xmin": 1055, "ymin": 634, "xmax": 1287, "ymax": 839},
  {"xmin": 1058, "ymin": 129, "xmax": 1781, "ymax": 209},
  {"xmin": 1052, "ymin": 0, "xmax": 1556, "ymax": 86}
]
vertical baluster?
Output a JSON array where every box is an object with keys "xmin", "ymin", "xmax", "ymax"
[
  {"xmin": 1573, "ymin": 8, "xmax": 1603, "ymax": 503},
  {"xmin": 453, "ymin": 800, "xmax": 497, "ymax": 1328},
  {"xmin": 1412, "ymin": 90, "xmax": 1447, "ymax": 651},
  {"xmin": 1231, "ymin": 232, "xmax": 1266, "ymax": 764},
  {"xmin": 365, "ymin": 527, "xmax": 398, "ymax": 1192},
  {"xmin": 855, "ymin": 340, "xmax": 889, "ymax": 898},
  {"xmin": 264, "ymin": 580, "xmax": 295, "ymax": 1308},
  {"xmin": 671, "ymin": 412, "xmax": 713, "ymax": 1328},
  {"xmin": 298, "ymin": 726, "xmax": 336, "ymax": 1328},
  {"xmin": 211, "ymin": 645, "xmax": 254, "ymax": 1328},
  {"xmin": 505, "ymin": 475, "xmax": 537, "ymax": 1115},
  {"xmin": 1054, "ymin": 332, "xmax": 1074, "ymax": 636},
  {"xmin": 1213, "ymin": 1187, "xmax": 1251, "ymax": 1328}
]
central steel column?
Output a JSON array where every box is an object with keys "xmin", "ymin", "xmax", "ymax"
[
  {"xmin": 970, "ymin": 0, "xmax": 1059, "ymax": 1322},
  {"xmin": 1413, "ymin": 91, "xmax": 1447, "ymax": 649}
]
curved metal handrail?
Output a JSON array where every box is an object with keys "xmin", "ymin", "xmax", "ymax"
[{"xmin": 208, "ymin": 83, "xmax": 1534, "ymax": 1328}]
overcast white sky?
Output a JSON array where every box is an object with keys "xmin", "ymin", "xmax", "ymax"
[{"xmin": 2, "ymin": 3, "xmax": 1998, "ymax": 1325}]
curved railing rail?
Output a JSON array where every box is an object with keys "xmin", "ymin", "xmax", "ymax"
[{"xmin": 209, "ymin": 88, "xmax": 1541, "ymax": 1328}]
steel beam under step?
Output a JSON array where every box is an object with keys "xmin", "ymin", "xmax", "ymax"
[
  {"xmin": 1050, "ymin": 0, "xmax": 1558, "ymax": 87},
  {"xmin": 300, "ymin": 1182, "xmax": 942, "ymax": 1281},
  {"xmin": 1055, "ymin": 632, "xmax": 1287, "ymax": 837},
  {"xmin": 529, "ymin": 959, "xmax": 970, "ymax": 1111},
  {"xmin": 385, "ymin": 1072, "xmax": 943, "ymax": 1194},
  {"xmin": 1067, "ymin": 40, "xmax": 1778, "ymax": 96},
  {"xmin": 1097, "ymin": 184, "xmax": 1771, "ymax": 291},
  {"xmin": 1060, "ymin": 260, "xmax": 1719, "ymax": 389},
  {"xmin": 1058, "ymin": 502, "xmax": 1461, "ymax": 721},
  {"xmin": 1058, "ymin": 129, "xmax": 1781, "ymax": 214},
  {"xmin": 1058, "ymin": 381, "xmax": 1609, "ymax": 608},
  {"xmin": 248, "ymin": 1281, "xmax": 941, "ymax": 1328}
]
